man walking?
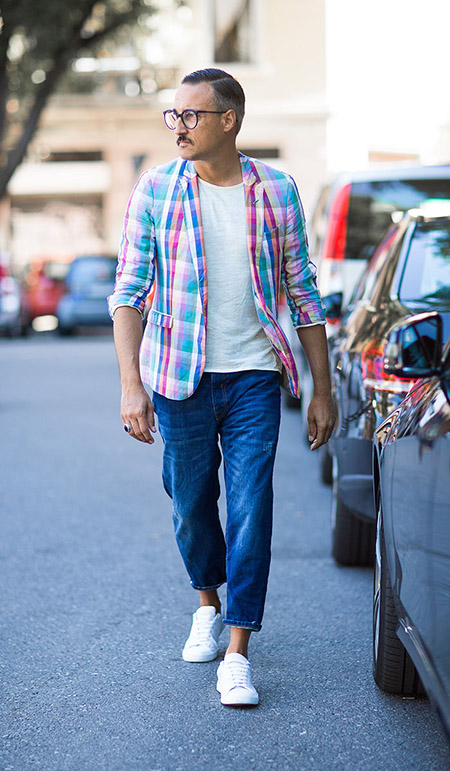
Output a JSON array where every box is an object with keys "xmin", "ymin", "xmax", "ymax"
[{"xmin": 109, "ymin": 68, "xmax": 334, "ymax": 706}]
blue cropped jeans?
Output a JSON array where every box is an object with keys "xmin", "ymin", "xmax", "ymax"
[{"xmin": 153, "ymin": 370, "xmax": 281, "ymax": 632}]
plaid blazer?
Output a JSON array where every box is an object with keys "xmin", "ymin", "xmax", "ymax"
[{"xmin": 108, "ymin": 154, "xmax": 326, "ymax": 400}]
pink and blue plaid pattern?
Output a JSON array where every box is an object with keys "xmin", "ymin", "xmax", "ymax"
[{"xmin": 108, "ymin": 154, "xmax": 326, "ymax": 400}]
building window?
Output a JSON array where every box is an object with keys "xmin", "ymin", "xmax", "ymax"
[{"xmin": 214, "ymin": 0, "xmax": 252, "ymax": 63}]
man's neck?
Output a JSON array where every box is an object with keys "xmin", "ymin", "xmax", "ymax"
[{"xmin": 194, "ymin": 150, "xmax": 242, "ymax": 187}]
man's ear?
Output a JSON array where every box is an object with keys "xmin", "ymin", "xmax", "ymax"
[{"xmin": 222, "ymin": 109, "xmax": 237, "ymax": 134}]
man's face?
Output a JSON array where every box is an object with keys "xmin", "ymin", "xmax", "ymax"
[{"xmin": 172, "ymin": 82, "xmax": 228, "ymax": 162}]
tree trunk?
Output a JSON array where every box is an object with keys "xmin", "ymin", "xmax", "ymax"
[
  {"xmin": 0, "ymin": 62, "xmax": 66, "ymax": 200},
  {"xmin": 0, "ymin": 32, "xmax": 11, "ymax": 148},
  {"xmin": 0, "ymin": 1, "xmax": 142, "ymax": 200}
]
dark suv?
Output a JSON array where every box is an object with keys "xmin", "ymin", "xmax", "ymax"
[{"xmin": 328, "ymin": 205, "xmax": 450, "ymax": 566}]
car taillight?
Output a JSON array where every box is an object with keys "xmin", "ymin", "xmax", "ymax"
[
  {"xmin": 322, "ymin": 183, "xmax": 351, "ymax": 264},
  {"xmin": 319, "ymin": 183, "xmax": 351, "ymax": 323},
  {"xmin": 361, "ymin": 337, "xmax": 416, "ymax": 394}
]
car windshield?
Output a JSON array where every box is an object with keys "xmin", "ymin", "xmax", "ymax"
[
  {"xmin": 346, "ymin": 178, "xmax": 450, "ymax": 260},
  {"xmin": 399, "ymin": 221, "xmax": 450, "ymax": 305}
]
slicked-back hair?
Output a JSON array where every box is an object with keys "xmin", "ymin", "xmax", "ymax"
[{"xmin": 181, "ymin": 68, "xmax": 245, "ymax": 134}]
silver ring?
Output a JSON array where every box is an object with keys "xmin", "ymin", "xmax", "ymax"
[{"xmin": 123, "ymin": 423, "xmax": 132, "ymax": 433}]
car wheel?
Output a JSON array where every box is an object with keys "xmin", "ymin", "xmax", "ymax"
[
  {"xmin": 6, "ymin": 319, "xmax": 22, "ymax": 338},
  {"xmin": 373, "ymin": 499, "xmax": 425, "ymax": 695},
  {"xmin": 331, "ymin": 455, "xmax": 375, "ymax": 566},
  {"xmin": 58, "ymin": 325, "xmax": 75, "ymax": 336},
  {"xmin": 320, "ymin": 445, "xmax": 333, "ymax": 486}
]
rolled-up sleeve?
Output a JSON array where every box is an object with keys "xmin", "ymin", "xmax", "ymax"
[
  {"xmin": 282, "ymin": 177, "xmax": 326, "ymax": 328},
  {"xmin": 107, "ymin": 171, "xmax": 155, "ymax": 319}
]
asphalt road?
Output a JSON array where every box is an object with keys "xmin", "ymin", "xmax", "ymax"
[{"xmin": 1, "ymin": 333, "xmax": 449, "ymax": 771}]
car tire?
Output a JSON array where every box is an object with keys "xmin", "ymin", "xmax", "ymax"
[
  {"xmin": 373, "ymin": 501, "xmax": 425, "ymax": 696},
  {"xmin": 320, "ymin": 445, "xmax": 333, "ymax": 486},
  {"xmin": 331, "ymin": 456, "xmax": 375, "ymax": 566},
  {"xmin": 58, "ymin": 325, "xmax": 75, "ymax": 336},
  {"xmin": 6, "ymin": 319, "xmax": 22, "ymax": 338}
]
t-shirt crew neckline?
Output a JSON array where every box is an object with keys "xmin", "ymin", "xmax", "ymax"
[{"xmin": 197, "ymin": 177, "xmax": 243, "ymax": 191}]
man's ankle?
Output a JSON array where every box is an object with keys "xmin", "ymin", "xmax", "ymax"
[
  {"xmin": 198, "ymin": 591, "xmax": 221, "ymax": 615},
  {"xmin": 226, "ymin": 626, "xmax": 252, "ymax": 659}
]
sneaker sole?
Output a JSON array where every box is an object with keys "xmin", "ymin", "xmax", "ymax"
[
  {"xmin": 217, "ymin": 683, "xmax": 259, "ymax": 706},
  {"xmin": 182, "ymin": 648, "xmax": 218, "ymax": 663},
  {"xmin": 219, "ymin": 692, "xmax": 259, "ymax": 706}
]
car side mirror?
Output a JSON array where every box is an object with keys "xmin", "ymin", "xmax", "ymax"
[
  {"xmin": 384, "ymin": 312, "xmax": 443, "ymax": 377},
  {"xmin": 322, "ymin": 292, "xmax": 343, "ymax": 321}
]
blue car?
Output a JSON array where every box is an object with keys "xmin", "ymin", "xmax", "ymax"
[
  {"xmin": 373, "ymin": 311, "xmax": 450, "ymax": 739},
  {"xmin": 57, "ymin": 255, "xmax": 116, "ymax": 335}
]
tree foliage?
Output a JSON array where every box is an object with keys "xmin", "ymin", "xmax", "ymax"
[{"xmin": 0, "ymin": 0, "xmax": 161, "ymax": 200}]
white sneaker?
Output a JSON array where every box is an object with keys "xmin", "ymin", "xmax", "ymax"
[
  {"xmin": 216, "ymin": 652, "xmax": 259, "ymax": 706},
  {"xmin": 182, "ymin": 606, "xmax": 225, "ymax": 662}
]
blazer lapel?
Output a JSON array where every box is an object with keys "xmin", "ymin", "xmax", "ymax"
[
  {"xmin": 244, "ymin": 177, "xmax": 266, "ymax": 312},
  {"xmin": 178, "ymin": 167, "xmax": 207, "ymax": 315}
]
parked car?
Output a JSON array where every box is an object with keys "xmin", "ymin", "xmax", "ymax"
[
  {"xmin": 287, "ymin": 164, "xmax": 450, "ymax": 478},
  {"xmin": 57, "ymin": 255, "xmax": 116, "ymax": 335},
  {"xmin": 328, "ymin": 205, "xmax": 450, "ymax": 566},
  {"xmin": 22, "ymin": 256, "xmax": 72, "ymax": 327},
  {"xmin": 0, "ymin": 263, "xmax": 25, "ymax": 337},
  {"xmin": 309, "ymin": 164, "xmax": 450, "ymax": 309},
  {"xmin": 373, "ymin": 311, "xmax": 450, "ymax": 738}
]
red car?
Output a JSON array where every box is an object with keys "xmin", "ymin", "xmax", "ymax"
[{"xmin": 22, "ymin": 257, "xmax": 72, "ymax": 325}]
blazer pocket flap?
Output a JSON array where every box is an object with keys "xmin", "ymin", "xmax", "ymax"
[{"xmin": 149, "ymin": 309, "xmax": 173, "ymax": 328}]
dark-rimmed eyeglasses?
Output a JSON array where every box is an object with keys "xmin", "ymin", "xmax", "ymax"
[{"xmin": 163, "ymin": 109, "xmax": 226, "ymax": 130}]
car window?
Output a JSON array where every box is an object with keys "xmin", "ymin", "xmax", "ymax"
[
  {"xmin": 399, "ymin": 221, "xmax": 450, "ymax": 305},
  {"xmin": 346, "ymin": 178, "xmax": 450, "ymax": 260},
  {"xmin": 68, "ymin": 257, "xmax": 116, "ymax": 286},
  {"xmin": 349, "ymin": 224, "xmax": 399, "ymax": 305},
  {"xmin": 43, "ymin": 261, "xmax": 70, "ymax": 281}
]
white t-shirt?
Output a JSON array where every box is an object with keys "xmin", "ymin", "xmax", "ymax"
[{"xmin": 198, "ymin": 177, "xmax": 280, "ymax": 373}]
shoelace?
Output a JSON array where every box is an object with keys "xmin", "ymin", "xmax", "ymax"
[
  {"xmin": 191, "ymin": 613, "xmax": 215, "ymax": 646},
  {"xmin": 226, "ymin": 660, "xmax": 251, "ymax": 688}
]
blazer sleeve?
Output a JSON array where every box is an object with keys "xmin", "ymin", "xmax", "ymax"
[
  {"xmin": 282, "ymin": 176, "xmax": 326, "ymax": 328},
  {"xmin": 107, "ymin": 171, "xmax": 155, "ymax": 319}
]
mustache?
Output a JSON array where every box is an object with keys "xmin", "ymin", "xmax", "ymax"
[{"xmin": 177, "ymin": 137, "xmax": 192, "ymax": 145}]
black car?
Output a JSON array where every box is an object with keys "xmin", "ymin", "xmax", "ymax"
[
  {"xmin": 328, "ymin": 206, "xmax": 450, "ymax": 566},
  {"xmin": 57, "ymin": 255, "xmax": 116, "ymax": 335},
  {"xmin": 373, "ymin": 311, "xmax": 450, "ymax": 739},
  {"xmin": 284, "ymin": 164, "xmax": 450, "ymax": 480}
]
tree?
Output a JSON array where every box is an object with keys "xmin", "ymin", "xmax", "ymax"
[{"xmin": 0, "ymin": 0, "xmax": 164, "ymax": 200}]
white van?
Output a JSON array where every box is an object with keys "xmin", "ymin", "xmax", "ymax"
[{"xmin": 309, "ymin": 164, "xmax": 450, "ymax": 312}]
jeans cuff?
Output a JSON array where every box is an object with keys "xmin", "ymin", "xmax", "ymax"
[
  {"xmin": 190, "ymin": 580, "xmax": 225, "ymax": 591},
  {"xmin": 223, "ymin": 619, "xmax": 261, "ymax": 632}
]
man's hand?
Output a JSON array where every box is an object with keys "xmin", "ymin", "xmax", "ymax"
[
  {"xmin": 295, "ymin": 324, "xmax": 335, "ymax": 451},
  {"xmin": 307, "ymin": 392, "xmax": 335, "ymax": 451},
  {"xmin": 121, "ymin": 385, "xmax": 157, "ymax": 444},
  {"xmin": 112, "ymin": 306, "xmax": 156, "ymax": 444}
]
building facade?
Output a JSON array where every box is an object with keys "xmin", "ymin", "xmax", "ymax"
[{"xmin": 6, "ymin": 0, "xmax": 328, "ymax": 266}]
